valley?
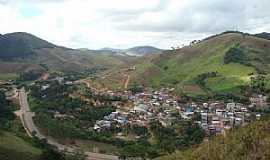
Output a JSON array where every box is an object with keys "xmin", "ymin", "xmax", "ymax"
[
  {"xmin": 2, "ymin": 1, "xmax": 270, "ymax": 160},
  {"xmin": 1, "ymin": 31, "xmax": 270, "ymax": 160}
]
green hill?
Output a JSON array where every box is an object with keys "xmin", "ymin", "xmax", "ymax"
[
  {"xmin": 0, "ymin": 131, "xmax": 42, "ymax": 160},
  {"xmin": 0, "ymin": 32, "xmax": 136, "ymax": 78},
  {"xmin": 127, "ymin": 32, "xmax": 270, "ymax": 96},
  {"xmin": 156, "ymin": 118, "xmax": 270, "ymax": 160},
  {"xmin": 0, "ymin": 32, "xmax": 55, "ymax": 60}
]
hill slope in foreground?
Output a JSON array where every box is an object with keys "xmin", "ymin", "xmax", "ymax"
[
  {"xmin": 0, "ymin": 131, "xmax": 42, "ymax": 160},
  {"xmin": 156, "ymin": 118, "xmax": 270, "ymax": 160},
  {"xmin": 122, "ymin": 32, "xmax": 270, "ymax": 96}
]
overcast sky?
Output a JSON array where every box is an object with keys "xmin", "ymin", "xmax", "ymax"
[{"xmin": 0, "ymin": 0, "xmax": 269, "ymax": 49}]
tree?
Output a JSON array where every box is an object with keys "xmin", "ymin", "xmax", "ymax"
[
  {"xmin": 129, "ymin": 83, "xmax": 143, "ymax": 94},
  {"xmin": 19, "ymin": 70, "xmax": 43, "ymax": 81},
  {"xmin": 0, "ymin": 91, "xmax": 15, "ymax": 124},
  {"xmin": 39, "ymin": 149, "xmax": 65, "ymax": 160}
]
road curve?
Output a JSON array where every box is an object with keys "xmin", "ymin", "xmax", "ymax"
[{"xmin": 18, "ymin": 88, "xmax": 119, "ymax": 160}]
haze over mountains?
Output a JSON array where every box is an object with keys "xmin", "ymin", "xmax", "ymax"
[
  {"xmin": 81, "ymin": 46, "xmax": 163, "ymax": 56},
  {"xmin": 0, "ymin": 32, "xmax": 161, "ymax": 76}
]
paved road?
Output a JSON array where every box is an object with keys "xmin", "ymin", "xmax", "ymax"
[
  {"xmin": 18, "ymin": 88, "xmax": 119, "ymax": 160},
  {"xmin": 19, "ymin": 88, "xmax": 44, "ymax": 138}
]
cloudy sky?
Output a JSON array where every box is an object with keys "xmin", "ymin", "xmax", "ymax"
[{"xmin": 0, "ymin": 0, "xmax": 270, "ymax": 49}]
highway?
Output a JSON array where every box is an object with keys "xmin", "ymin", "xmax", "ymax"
[{"xmin": 18, "ymin": 88, "xmax": 119, "ymax": 160}]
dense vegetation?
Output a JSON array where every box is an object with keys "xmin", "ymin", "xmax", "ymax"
[
  {"xmin": 120, "ymin": 120, "xmax": 204, "ymax": 159},
  {"xmin": 224, "ymin": 45, "xmax": 247, "ymax": 64},
  {"xmin": 0, "ymin": 90, "xmax": 15, "ymax": 125},
  {"xmin": 156, "ymin": 118, "xmax": 270, "ymax": 160},
  {"xmin": 19, "ymin": 70, "xmax": 44, "ymax": 81},
  {"xmin": 0, "ymin": 86, "xmax": 85, "ymax": 160},
  {"xmin": 29, "ymin": 81, "xmax": 117, "ymax": 140}
]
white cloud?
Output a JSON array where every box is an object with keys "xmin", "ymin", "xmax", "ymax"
[{"xmin": 0, "ymin": 0, "xmax": 270, "ymax": 49}]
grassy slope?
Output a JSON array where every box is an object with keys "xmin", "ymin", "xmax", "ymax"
[
  {"xmin": 0, "ymin": 131, "xmax": 42, "ymax": 160},
  {"xmin": 156, "ymin": 119, "xmax": 270, "ymax": 160},
  {"xmin": 130, "ymin": 33, "xmax": 270, "ymax": 95}
]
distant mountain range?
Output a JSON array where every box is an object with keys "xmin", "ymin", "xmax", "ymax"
[
  {"xmin": 0, "ymin": 32, "xmax": 140, "ymax": 76},
  {"xmin": 254, "ymin": 32, "xmax": 270, "ymax": 40},
  {"xmin": 82, "ymin": 46, "xmax": 163, "ymax": 57}
]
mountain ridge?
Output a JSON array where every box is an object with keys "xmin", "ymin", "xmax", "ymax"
[
  {"xmin": 92, "ymin": 46, "xmax": 163, "ymax": 56},
  {"xmin": 254, "ymin": 32, "xmax": 270, "ymax": 40},
  {"xmin": 133, "ymin": 32, "xmax": 270, "ymax": 95},
  {"xmin": 0, "ymin": 32, "xmax": 56, "ymax": 59},
  {"xmin": 95, "ymin": 31, "xmax": 270, "ymax": 96},
  {"xmin": 0, "ymin": 32, "xmax": 137, "ymax": 76}
]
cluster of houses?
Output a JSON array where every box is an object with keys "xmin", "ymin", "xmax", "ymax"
[
  {"xmin": 94, "ymin": 88, "xmax": 179, "ymax": 131},
  {"xmin": 94, "ymin": 87, "xmax": 269, "ymax": 136},
  {"xmin": 198, "ymin": 102, "xmax": 261, "ymax": 135}
]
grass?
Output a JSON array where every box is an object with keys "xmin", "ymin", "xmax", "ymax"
[
  {"xmin": 204, "ymin": 63, "xmax": 255, "ymax": 93},
  {"xmin": 0, "ymin": 131, "xmax": 41, "ymax": 154},
  {"xmin": 265, "ymin": 74, "xmax": 270, "ymax": 89},
  {"xmin": 0, "ymin": 73, "xmax": 18, "ymax": 80},
  {"xmin": 0, "ymin": 131, "xmax": 42, "ymax": 160},
  {"xmin": 206, "ymin": 76, "xmax": 243, "ymax": 93}
]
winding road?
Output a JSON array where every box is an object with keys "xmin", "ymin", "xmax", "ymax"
[{"xmin": 18, "ymin": 88, "xmax": 119, "ymax": 160}]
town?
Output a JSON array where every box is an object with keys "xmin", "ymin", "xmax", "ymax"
[
  {"xmin": 31, "ymin": 74, "xmax": 268, "ymax": 137},
  {"xmin": 93, "ymin": 86, "xmax": 267, "ymax": 136}
]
